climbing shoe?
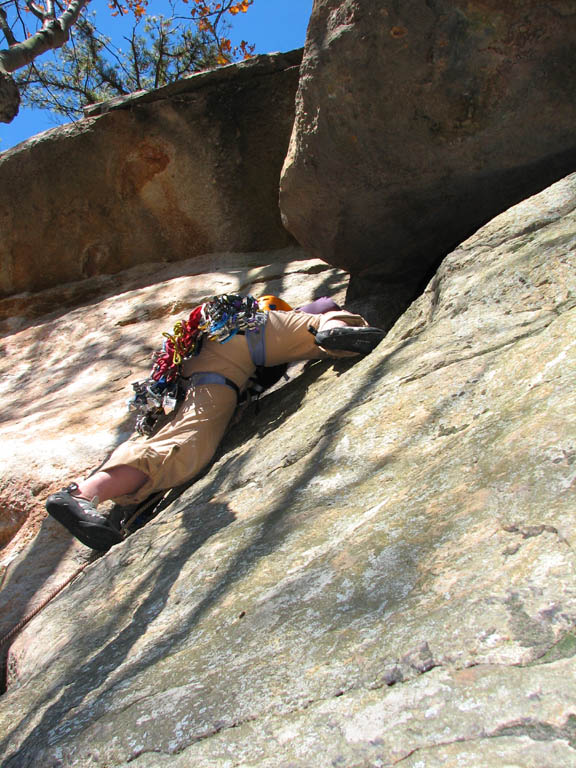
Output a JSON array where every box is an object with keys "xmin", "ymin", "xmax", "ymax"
[
  {"xmin": 312, "ymin": 326, "xmax": 386, "ymax": 355},
  {"xmin": 46, "ymin": 483, "xmax": 124, "ymax": 551}
]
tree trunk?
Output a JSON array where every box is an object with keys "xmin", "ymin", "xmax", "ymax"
[{"xmin": 0, "ymin": 69, "xmax": 20, "ymax": 124}]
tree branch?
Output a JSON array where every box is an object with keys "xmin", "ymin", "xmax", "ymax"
[
  {"xmin": 59, "ymin": 0, "xmax": 88, "ymax": 34},
  {"xmin": 2, "ymin": 0, "xmax": 247, "ymax": 123},
  {"xmin": 129, "ymin": 27, "xmax": 141, "ymax": 90},
  {"xmin": 0, "ymin": 0, "xmax": 89, "ymax": 74},
  {"xmin": 0, "ymin": 6, "xmax": 18, "ymax": 46},
  {"xmin": 25, "ymin": 0, "xmax": 47, "ymax": 22},
  {"xmin": 154, "ymin": 19, "xmax": 165, "ymax": 89},
  {"xmin": 12, "ymin": 2, "xmax": 29, "ymax": 45}
]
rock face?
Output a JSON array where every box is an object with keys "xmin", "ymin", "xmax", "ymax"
[
  {"xmin": 280, "ymin": 0, "xmax": 576, "ymax": 293},
  {"xmin": 0, "ymin": 246, "xmax": 349, "ymax": 647},
  {"xmin": 1, "ymin": 171, "xmax": 575, "ymax": 765},
  {"xmin": 0, "ymin": 50, "xmax": 301, "ymax": 298}
]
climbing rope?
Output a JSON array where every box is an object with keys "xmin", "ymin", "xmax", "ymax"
[{"xmin": 0, "ymin": 561, "xmax": 91, "ymax": 650}]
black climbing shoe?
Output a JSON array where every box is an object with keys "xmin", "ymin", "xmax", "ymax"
[
  {"xmin": 46, "ymin": 483, "xmax": 124, "ymax": 551},
  {"xmin": 313, "ymin": 326, "xmax": 386, "ymax": 355}
]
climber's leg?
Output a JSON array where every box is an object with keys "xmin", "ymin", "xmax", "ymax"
[
  {"xmin": 264, "ymin": 309, "xmax": 383, "ymax": 364},
  {"xmin": 97, "ymin": 382, "xmax": 238, "ymax": 506},
  {"xmin": 75, "ymin": 466, "xmax": 149, "ymax": 503},
  {"xmin": 321, "ymin": 318, "xmax": 349, "ymax": 330}
]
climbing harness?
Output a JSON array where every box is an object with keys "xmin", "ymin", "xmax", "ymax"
[
  {"xmin": 244, "ymin": 322, "xmax": 267, "ymax": 367},
  {"xmin": 182, "ymin": 373, "xmax": 240, "ymax": 400},
  {"xmin": 129, "ymin": 294, "xmax": 273, "ymax": 437}
]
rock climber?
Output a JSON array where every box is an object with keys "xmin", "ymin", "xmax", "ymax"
[{"xmin": 46, "ymin": 294, "xmax": 384, "ymax": 551}]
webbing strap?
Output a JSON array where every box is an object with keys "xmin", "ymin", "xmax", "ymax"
[
  {"xmin": 245, "ymin": 314, "xmax": 267, "ymax": 367},
  {"xmin": 184, "ymin": 372, "xmax": 240, "ymax": 399}
]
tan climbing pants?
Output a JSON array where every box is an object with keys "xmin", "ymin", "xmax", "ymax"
[{"xmin": 100, "ymin": 309, "xmax": 368, "ymax": 504}]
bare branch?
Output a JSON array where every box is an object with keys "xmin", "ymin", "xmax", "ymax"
[
  {"xmin": 12, "ymin": 2, "xmax": 29, "ymax": 44},
  {"xmin": 0, "ymin": 6, "xmax": 18, "ymax": 46},
  {"xmin": 154, "ymin": 18, "xmax": 165, "ymax": 89},
  {"xmin": 129, "ymin": 27, "xmax": 141, "ymax": 90},
  {"xmin": 25, "ymin": 0, "xmax": 47, "ymax": 22}
]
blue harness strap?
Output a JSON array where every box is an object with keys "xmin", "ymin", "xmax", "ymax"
[
  {"xmin": 182, "ymin": 312, "xmax": 268, "ymax": 400},
  {"xmin": 245, "ymin": 314, "xmax": 267, "ymax": 367},
  {"xmin": 184, "ymin": 372, "xmax": 240, "ymax": 400}
]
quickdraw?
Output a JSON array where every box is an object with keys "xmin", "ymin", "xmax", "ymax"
[
  {"xmin": 200, "ymin": 293, "xmax": 265, "ymax": 342},
  {"xmin": 151, "ymin": 305, "xmax": 204, "ymax": 384}
]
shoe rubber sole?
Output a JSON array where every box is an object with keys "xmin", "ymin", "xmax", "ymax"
[
  {"xmin": 46, "ymin": 493, "xmax": 124, "ymax": 551},
  {"xmin": 314, "ymin": 326, "xmax": 386, "ymax": 354}
]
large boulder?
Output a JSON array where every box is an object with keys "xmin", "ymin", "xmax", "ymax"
[
  {"xmin": 1, "ymin": 169, "xmax": 575, "ymax": 764},
  {"xmin": 280, "ymin": 0, "xmax": 576, "ymax": 302},
  {"xmin": 0, "ymin": 51, "xmax": 301, "ymax": 299}
]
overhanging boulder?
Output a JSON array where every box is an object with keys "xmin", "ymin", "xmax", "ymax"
[{"xmin": 280, "ymin": 0, "xmax": 576, "ymax": 299}]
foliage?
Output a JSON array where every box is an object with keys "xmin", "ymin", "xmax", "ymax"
[
  {"xmin": 189, "ymin": 0, "xmax": 253, "ymax": 65},
  {"xmin": 15, "ymin": 9, "xmax": 219, "ymax": 119},
  {"xmin": 0, "ymin": 0, "xmax": 254, "ymax": 120}
]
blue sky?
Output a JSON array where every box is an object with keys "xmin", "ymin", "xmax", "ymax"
[{"xmin": 0, "ymin": 0, "xmax": 313, "ymax": 152}]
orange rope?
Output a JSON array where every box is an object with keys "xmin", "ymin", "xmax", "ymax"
[{"xmin": 0, "ymin": 562, "xmax": 89, "ymax": 649}]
